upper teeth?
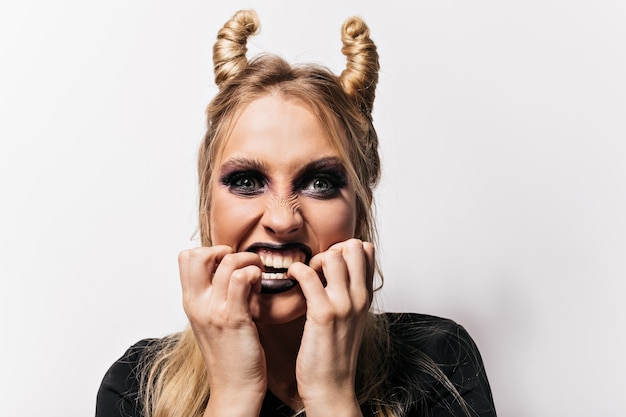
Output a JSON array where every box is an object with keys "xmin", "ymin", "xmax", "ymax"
[{"xmin": 258, "ymin": 251, "xmax": 305, "ymax": 269}]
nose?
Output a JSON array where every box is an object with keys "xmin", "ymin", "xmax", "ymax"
[{"xmin": 261, "ymin": 194, "xmax": 304, "ymax": 237}]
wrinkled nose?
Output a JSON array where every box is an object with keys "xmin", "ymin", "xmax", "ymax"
[{"xmin": 261, "ymin": 194, "xmax": 303, "ymax": 237}]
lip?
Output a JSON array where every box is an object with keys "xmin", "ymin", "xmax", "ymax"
[
  {"xmin": 245, "ymin": 242, "xmax": 313, "ymax": 262},
  {"xmin": 244, "ymin": 242, "xmax": 312, "ymax": 294}
]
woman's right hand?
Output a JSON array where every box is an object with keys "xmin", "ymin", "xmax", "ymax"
[{"xmin": 178, "ymin": 246, "xmax": 266, "ymax": 417}]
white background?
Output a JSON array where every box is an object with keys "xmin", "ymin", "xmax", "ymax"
[{"xmin": 1, "ymin": 1, "xmax": 624, "ymax": 416}]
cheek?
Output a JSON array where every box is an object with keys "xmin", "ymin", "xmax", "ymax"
[
  {"xmin": 306, "ymin": 196, "xmax": 357, "ymax": 246},
  {"xmin": 209, "ymin": 189, "xmax": 262, "ymax": 246}
]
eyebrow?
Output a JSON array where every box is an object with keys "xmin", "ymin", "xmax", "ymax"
[
  {"xmin": 218, "ymin": 156, "xmax": 346, "ymax": 176},
  {"xmin": 218, "ymin": 156, "xmax": 267, "ymax": 174},
  {"xmin": 296, "ymin": 157, "xmax": 346, "ymax": 176}
]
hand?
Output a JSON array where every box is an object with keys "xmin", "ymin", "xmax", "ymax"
[
  {"xmin": 178, "ymin": 246, "xmax": 266, "ymax": 416},
  {"xmin": 288, "ymin": 239, "xmax": 375, "ymax": 417}
]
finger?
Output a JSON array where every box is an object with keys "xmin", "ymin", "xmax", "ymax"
[
  {"xmin": 312, "ymin": 247, "xmax": 351, "ymax": 293},
  {"xmin": 342, "ymin": 240, "xmax": 373, "ymax": 313},
  {"xmin": 338, "ymin": 239, "xmax": 369, "ymax": 296},
  {"xmin": 324, "ymin": 239, "xmax": 373, "ymax": 313},
  {"xmin": 223, "ymin": 265, "xmax": 263, "ymax": 317},
  {"xmin": 306, "ymin": 252, "xmax": 327, "ymax": 287},
  {"xmin": 287, "ymin": 262, "xmax": 329, "ymax": 307},
  {"xmin": 301, "ymin": 248, "xmax": 354, "ymax": 319},
  {"xmin": 325, "ymin": 240, "xmax": 372, "ymax": 316},
  {"xmin": 363, "ymin": 241, "xmax": 375, "ymax": 298},
  {"xmin": 211, "ymin": 252, "xmax": 263, "ymax": 302},
  {"xmin": 178, "ymin": 245, "xmax": 233, "ymax": 296}
]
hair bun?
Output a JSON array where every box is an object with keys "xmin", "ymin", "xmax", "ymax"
[
  {"xmin": 339, "ymin": 16, "xmax": 379, "ymax": 115},
  {"xmin": 213, "ymin": 10, "xmax": 260, "ymax": 87}
]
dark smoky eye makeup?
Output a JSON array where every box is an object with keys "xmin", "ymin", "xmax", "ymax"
[
  {"xmin": 296, "ymin": 162, "xmax": 349, "ymax": 199},
  {"xmin": 219, "ymin": 168, "xmax": 267, "ymax": 196}
]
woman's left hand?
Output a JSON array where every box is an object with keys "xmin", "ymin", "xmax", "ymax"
[{"xmin": 287, "ymin": 238, "xmax": 375, "ymax": 417}]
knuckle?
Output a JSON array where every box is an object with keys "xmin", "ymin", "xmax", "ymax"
[
  {"xmin": 354, "ymin": 296, "xmax": 371, "ymax": 315},
  {"xmin": 303, "ymin": 267, "xmax": 322, "ymax": 281},
  {"xmin": 334, "ymin": 302, "xmax": 354, "ymax": 319},
  {"xmin": 230, "ymin": 269, "xmax": 249, "ymax": 285},
  {"xmin": 178, "ymin": 249, "xmax": 191, "ymax": 264},
  {"xmin": 327, "ymin": 247, "xmax": 344, "ymax": 261},
  {"xmin": 219, "ymin": 253, "xmax": 238, "ymax": 268},
  {"xmin": 223, "ymin": 313, "xmax": 250, "ymax": 328},
  {"xmin": 178, "ymin": 249, "xmax": 198, "ymax": 269},
  {"xmin": 187, "ymin": 247, "xmax": 208, "ymax": 260},
  {"xmin": 179, "ymin": 247, "xmax": 213, "ymax": 266},
  {"xmin": 346, "ymin": 238, "xmax": 363, "ymax": 249}
]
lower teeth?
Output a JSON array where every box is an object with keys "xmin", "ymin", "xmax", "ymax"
[{"xmin": 262, "ymin": 272, "xmax": 286, "ymax": 280}]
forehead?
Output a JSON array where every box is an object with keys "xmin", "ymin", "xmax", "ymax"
[{"xmin": 218, "ymin": 94, "xmax": 343, "ymax": 167}]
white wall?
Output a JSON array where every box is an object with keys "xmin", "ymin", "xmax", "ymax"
[{"xmin": 1, "ymin": 1, "xmax": 624, "ymax": 416}]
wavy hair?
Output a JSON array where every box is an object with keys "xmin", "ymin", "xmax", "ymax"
[{"xmin": 139, "ymin": 10, "xmax": 470, "ymax": 417}]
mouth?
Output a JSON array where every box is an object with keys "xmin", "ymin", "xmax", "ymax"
[{"xmin": 245, "ymin": 242, "xmax": 312, "ymax": 294}]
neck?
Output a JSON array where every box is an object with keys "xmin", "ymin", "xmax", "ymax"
[{"xmin": 257, "ymin": 316, "xmax": 306, "ymax": 410}]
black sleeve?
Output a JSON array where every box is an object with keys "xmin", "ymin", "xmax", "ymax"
[
  {"xmin": 420, "ymin": 320, "xmax": 497, "ymax": 417},
  {"xmin": 96, "ymin": 340, "xmax": 152, "ymax": 417}
]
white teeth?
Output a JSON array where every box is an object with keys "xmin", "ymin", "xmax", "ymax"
[
  {"xmin": 262, "ymin": 272, "xmax": 286, "ymax": 280},
  {"xmin": 258, "ymin": 250, "xmax": 306, "ymax": 271}
]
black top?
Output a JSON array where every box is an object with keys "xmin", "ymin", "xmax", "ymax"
[{"xmin": 96, "ymin": 313, "xmax": 496, "ymax": 416}]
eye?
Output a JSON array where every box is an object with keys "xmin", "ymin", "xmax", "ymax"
[
  {"xmin": 300, "ymin": 172, "xmax": 347, "ymax": 198},
  {"xmin": 306, "ymin": 177, "xmax": 332, "ymax": 191},
  {"xmin": 221, "ymin": 171, "xmax": 266, "ymax": 196}
]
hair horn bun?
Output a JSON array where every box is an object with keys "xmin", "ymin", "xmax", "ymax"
[
  {"xmin": 339, "ymin": 17, "xmax": 380, "ymax": 116},
  {"xmin": 213, "ymin": 10, "xmax": 260, "ymax": 88}
]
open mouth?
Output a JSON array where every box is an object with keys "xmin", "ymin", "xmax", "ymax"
[{"xmin": 245, "ymin": 242, "xmax": 312, "ymax": 294}]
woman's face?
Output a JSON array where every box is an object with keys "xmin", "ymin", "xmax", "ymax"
[{"xmin": 209, "ymin": 94, "xmax": 358, "ymax": 324}]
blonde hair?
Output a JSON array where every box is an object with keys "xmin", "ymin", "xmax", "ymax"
[
  {"xmin": 140, "ymin": 10, "xmax": 470, "ymax": 417},
  {"xmin": 200, "ymin": 10, "xmax": 380, "ymax": 247}
]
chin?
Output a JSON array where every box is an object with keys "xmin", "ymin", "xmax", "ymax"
[{"xmin": 249, "ymin": 286, "xmax": 307, "ymax": 324}]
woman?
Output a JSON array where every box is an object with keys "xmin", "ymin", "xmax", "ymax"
[{"xmin": 96, "ymin": 10, "xmax": 496, "ymax": 417}]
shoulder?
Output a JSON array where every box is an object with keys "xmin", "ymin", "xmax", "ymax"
[
  {"xmin": 382, "ymin": 312, "xmax": 497, "ymax": 416},
  {"xmin": 100, "ymin": 338, "xmax": 158, "ymax": 388},
  {"xmin": 96, "ymin": 339, "xmax": 160, "ymax": 417},
  {"xmin": 385, "ymin": 312, "xmax": 480, "ymax": 366}
]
